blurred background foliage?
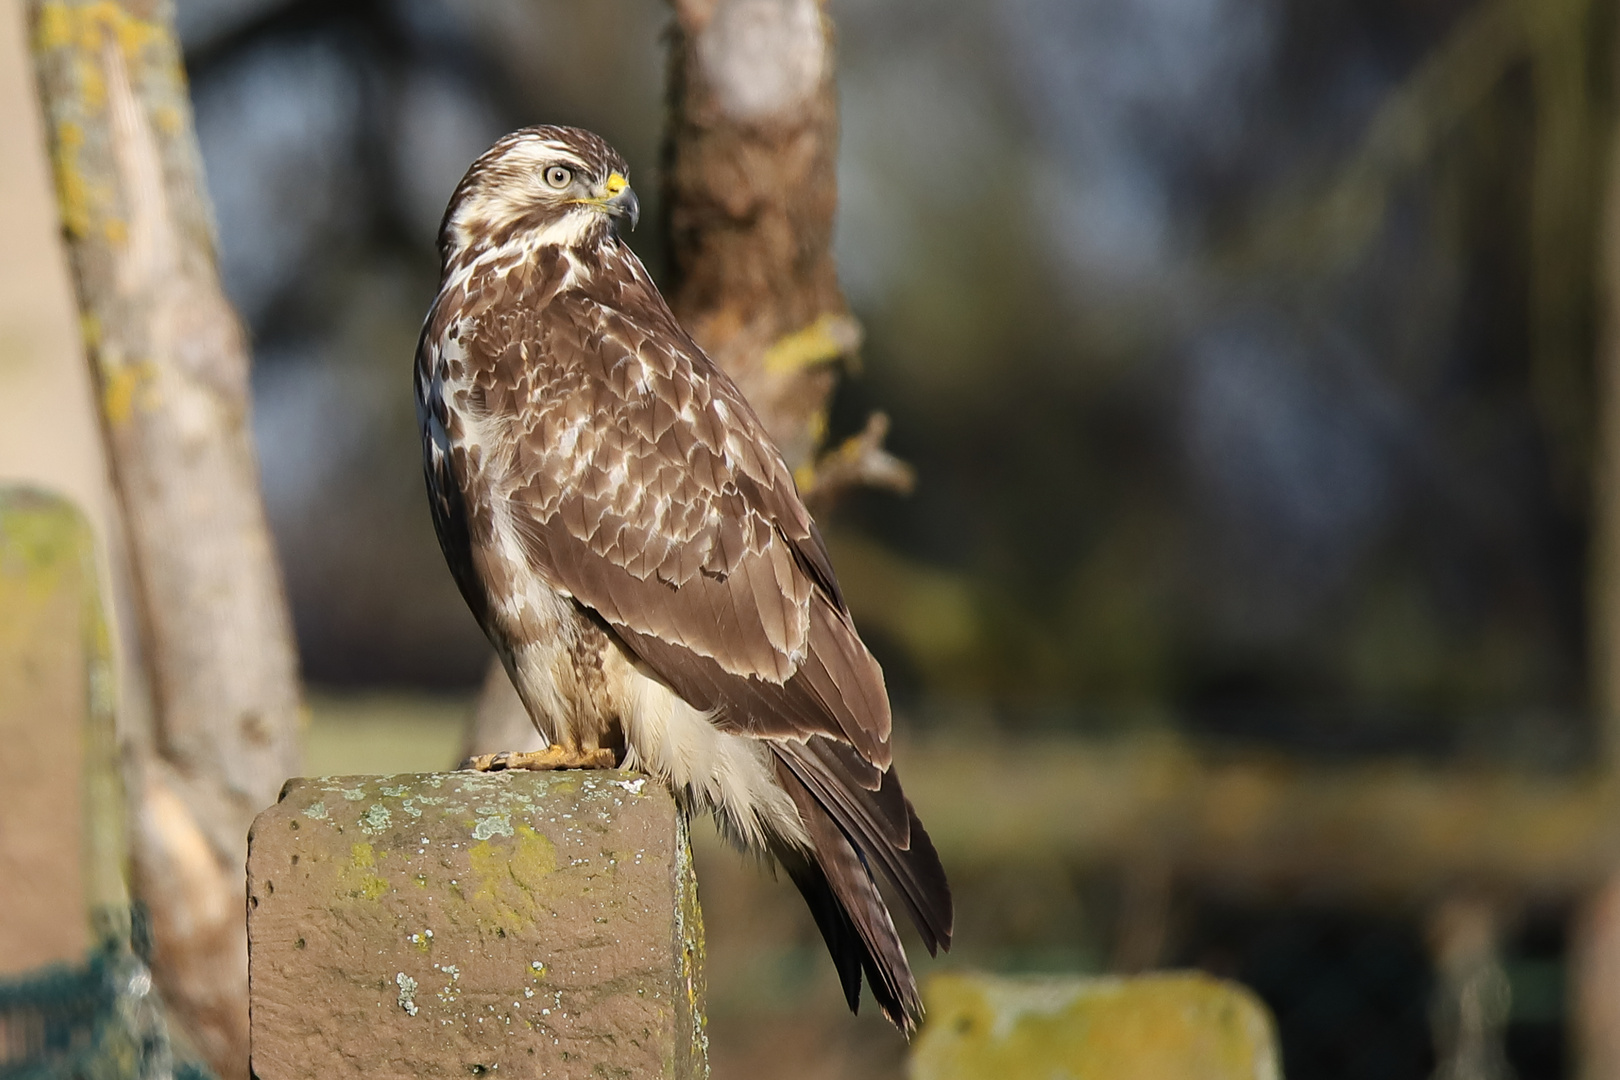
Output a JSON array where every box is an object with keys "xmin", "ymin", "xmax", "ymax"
[
  {"xmin": 167, "ymin": 0, "xmax": 1612, "ymax": 1075},
  {"xmin": 193, "ymin": 0, "xmax": 1605, "ymax": 761}
]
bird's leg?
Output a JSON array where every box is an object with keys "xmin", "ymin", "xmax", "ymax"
[{"xmin": 461, "ymin": 745, "xmax": 618, "ymax": 772}]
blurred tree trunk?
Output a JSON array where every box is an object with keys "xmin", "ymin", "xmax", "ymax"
[
  {"xmin": 1578, "ymin": 2, "xmax": 1620, "ymax": 1075},
  {"xmin": 661, "ymin": 0, "xmax": 853, "ymax": 475},
  {"xmin": 466, "ymin": 0, "xmax": 909, "ymax": 757},
  {"xmin": 1428, "ymin": 897, "xmax": 1513, "ymax": 1080},
  {"xmin": 661, "ymin": 0, "xmax": 913, "ymax": 502},
  {"xmin": 1575, "ymin": 879, "xmax": 1620, "ymax": 1080},
  {"xmin": 28, "ymin": 3, "xmax": 304, "ymax": 1077},
  {"xmin": 1525, "ymin": 0, "xmax": 1598, "ymax": 498}
]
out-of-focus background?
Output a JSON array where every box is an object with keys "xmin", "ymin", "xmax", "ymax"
[{"xmin": 7, "ymin": 0, "xmax": 1620, "ymax": 1076}]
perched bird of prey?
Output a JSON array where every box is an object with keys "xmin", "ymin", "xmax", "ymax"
[{"xmin": 415, "ymin": 125, "xmax": 951, "ymax": 1032}]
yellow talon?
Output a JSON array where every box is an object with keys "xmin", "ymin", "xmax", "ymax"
[{"xmin": 461, "ymin": 745, "xmax": 617, "ymax": 772}]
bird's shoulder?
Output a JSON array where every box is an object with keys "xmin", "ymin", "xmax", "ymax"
[{"xmin": 426, "ymin": 238, "xmax": 851, "ymax": 684}]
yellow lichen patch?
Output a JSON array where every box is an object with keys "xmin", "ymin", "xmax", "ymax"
[
  {"xmin": 340, "ymin": 842, "xmax": 388, "ymax": 900},
  {"xmin": 762, "ymin": 313, "xmax": 861, "ymax": 376},
  {"xmin": 541, "ymin": 773, "xmax": 581, "ymax": 796},
  {"xmin": 35, "ymin": 2, "xmax": 177, "ymax": 244},
  {"xmin": 805, "ymin": 407, "xmax": 828, "ymax": 446},
  {"xmin": 50, "ymin": 120, "xmax": 92, "ymax": 239},
  {"xmin": 75, "ymin": 53, "xmax": 105, "ymax": 111},
  {"xmin": 32, "ymin": 2, "xmax": 74, "ymax": 51},
  {"xmin": 100, "ymin": 360, "xmax": 155, "ymax": 424},
  {"xmin": 791, "ymin": 412, "xmax": 831, "ymax": 490},
  {"xmin": 353, "ymin": 875, "xmax": 388, "ymax": 901},
  {"xmin": 0, "ymin": 493, "xmax": 93, "ymax": 651},
  {"xmin": 911, "ymin": 972, "xmax": 1280, "ymax": 1080},
  {"xmin": 34, "ymin": 0, "xmax": 164, "ymax": 60},
  {"xmin": 152, "ymin": 104, "xmax": 182, "ymax": 136},
  {"xmin": 673, "ymin": 811, "xmax": 708, "ymax": 1072},
  {"xmin": 465, "ymin": 826, "xmax": 557, "ymax": 931}
]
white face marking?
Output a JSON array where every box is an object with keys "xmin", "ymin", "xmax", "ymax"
[
  {"xmin": 517, "ymin": 210, "xmax": 602, "ymax": 250},
  {"xmin": 444, "ymin": 136, "xmax": 609, "ymax": 259}
]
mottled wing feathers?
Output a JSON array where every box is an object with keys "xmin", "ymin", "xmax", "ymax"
[
  {"xmin": 422, "ymin": 227, "xmax": 952, "ymax": 1030},
  {"xmin": 440, "ymin": 239, "xmax": 894, "ymax": 758}
]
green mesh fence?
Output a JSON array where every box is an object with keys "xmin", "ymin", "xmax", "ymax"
[{"xmin": 0, "ymin": 940, "xmax": 212, "ymax": 1080}]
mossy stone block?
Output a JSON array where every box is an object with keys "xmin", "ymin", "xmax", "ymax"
[
  {"xmin": 0, "ymin": 487, "xmax": 109, "ymax": 974},
  {"xmin": 911, "ymin": 972, "xmax": 1280, "ymax": 1080},
  {"xmin": 247, "ymin": 770, "xmax": 707, "ymax": 1079}
]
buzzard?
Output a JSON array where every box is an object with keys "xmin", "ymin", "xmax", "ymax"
[{"xmin": 415, "ymin": 125, "xmax": 951, "ymax": 1032}]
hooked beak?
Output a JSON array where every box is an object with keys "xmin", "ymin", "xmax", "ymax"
[{"xmin": 601, "ymin": 171, "xmax": 639, "ymax": 232}]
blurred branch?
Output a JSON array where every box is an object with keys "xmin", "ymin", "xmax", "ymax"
[
  {"xmin": 1552, "ymin": 6, "xmax": 1620, "ymax": 1074},
  {"xmin": 903, "ymin": 734, "xmax": 1620, "ymax": 905},
  {"xmin": 1593, "ymin": 0, "xmax": 1620, "ymax": 767},
  {"xmin": 29, "ymin": 2, "xmax": 304, "ymax": 1076},
  {"xmin": 1525, "ymin": 0, "xmax": 1600, "ymax": 495},
  {"xmin": 800, "ymin": 411, "xmax": 915, "ymax": 514},
  {"xmin": 1225, "ymin": 0, "xmax": 1604, "ymax": 502},
  {"xmin": 661, "ymin": 0, "xmax": 914, "ymax": 500},
  {"xmin": 1229, "ymin": 0, "xmax": 1534, "ymax": 277}
]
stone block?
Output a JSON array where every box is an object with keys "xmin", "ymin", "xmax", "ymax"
[
  {"xmin": 910, "ymin": 971, "xmax": 1280, "ymax": 1080},
  {"xmin": 247, "ymin": 770, "xmax": 707, "ymax": 1079}
]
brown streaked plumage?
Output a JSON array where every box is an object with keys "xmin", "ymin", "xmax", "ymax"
[{"xmin": 415, "ymin": 125, "xmax": 952, "ymax": 1032}]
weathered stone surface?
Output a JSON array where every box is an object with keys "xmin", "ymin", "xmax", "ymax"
[
  {"xmin": 910, "ymin": 971, "xmax": 1280, "ymax": 1080},
  {"xmin": 247, "ymin": 770, "xmax": 707, "ymax": 1079},
  {"xmin": 0, "ymin": 488, "xmax": 117, "ymax": 974}
]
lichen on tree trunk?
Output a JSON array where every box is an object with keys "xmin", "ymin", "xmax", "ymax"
[{"xmin": 662, "ymin": 0, "xmax": 910, "ymax": 502}]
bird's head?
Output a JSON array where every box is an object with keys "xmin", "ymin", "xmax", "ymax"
[{"xmin": 439, "ymin": 125, "xmax": 639, "ymax": 264}]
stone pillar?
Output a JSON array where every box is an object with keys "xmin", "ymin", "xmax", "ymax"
[
  {"xmin": 247, "ymin": 770, "xmax": 707, "ymax": 1079},
  {"xmin": 0, "ymin": 487, "xmax": 121, "ymax": 974}
]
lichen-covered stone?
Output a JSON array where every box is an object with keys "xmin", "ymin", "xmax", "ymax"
[
  {"xmin": 247, "ymin": 770, "xmax": 708, "ymax": 1079},
  {"xmin": 910, "ymin": 971, "xmax": 1280, "ymax": 1080},
  {"xmin": 0, "ymin": 487, "xmax": 116, "ymax": 974}
]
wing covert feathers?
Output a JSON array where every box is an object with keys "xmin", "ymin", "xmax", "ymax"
[{"xmin": 422, "ymin": 229, "xmax": 952, "ymax": 1032}]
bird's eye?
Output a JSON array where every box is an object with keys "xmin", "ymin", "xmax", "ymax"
[{"xmin": 543, "ymin": 165, "xmax": 573, "ymax": 190}]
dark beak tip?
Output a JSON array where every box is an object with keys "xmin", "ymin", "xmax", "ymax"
[{"xmin": 605, "ymin": 185, "xmax": 640, "ymax": 234}]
